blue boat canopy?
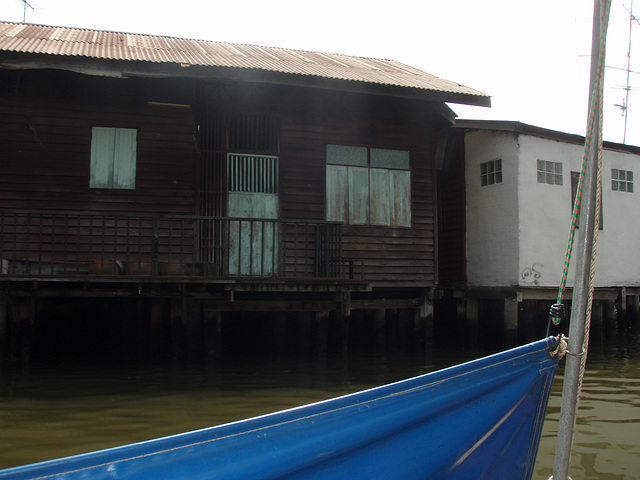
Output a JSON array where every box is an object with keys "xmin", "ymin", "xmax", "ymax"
[{"xmin": 0, "ymin": 337, "xmax": 559, "ymax": 480}]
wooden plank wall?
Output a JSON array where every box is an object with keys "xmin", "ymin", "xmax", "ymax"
[
  {"xmin": 0, "ymin": 70, "xmax": 198, "ymax": 215},
  {"xmin": 437, "ymin": 129, "xmax": 467, "ymax": 285},
  {"xmin": 278, "ymin": 92, "xmax": 440, "ymax": 288},
  {"xmin": 1, "ymin": 70, "xmax": 443, "ymax": 287},
  {"xmin": 0, "ymin": 70, "xmax": 198, "ymax": 272}
]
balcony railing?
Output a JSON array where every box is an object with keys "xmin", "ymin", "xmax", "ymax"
[{"xmin": 0, "ymin": 210, "xmax": 359, "ymax": 281}]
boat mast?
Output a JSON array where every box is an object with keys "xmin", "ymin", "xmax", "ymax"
[{"xmin": 551, "ymin": 1, "xmax": 610, "ymax": 479}]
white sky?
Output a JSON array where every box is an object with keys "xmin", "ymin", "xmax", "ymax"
[{"xmin": 2, "ymin": 0, "xmax": 640, "ymax": 146}]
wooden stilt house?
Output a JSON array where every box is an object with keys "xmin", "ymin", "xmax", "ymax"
[{"xmin": 0, "ymin": 21, "xmax": 490, "ymax": 361}]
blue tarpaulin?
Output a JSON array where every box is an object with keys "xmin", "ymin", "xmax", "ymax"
[{"xmin": 0, "ymin": 337, "xmax": 559, "ymax": 480}]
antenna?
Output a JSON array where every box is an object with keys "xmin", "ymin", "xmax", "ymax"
[
  {"xmin": 622, "ymin": 1, "xmax": 639, "ymax": 143},
  {"xmin": 20, "ymin": 0, "xmax": 35, "ymax": 23}
]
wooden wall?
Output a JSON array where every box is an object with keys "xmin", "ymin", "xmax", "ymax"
[
  {"xmin": 277, "ymin": 89, "xmax": 440, "ymax": 288},
  {"xmin": 0, "ymin": 69, "xmax": 198, "ymax": 215},
  {"xmin": 436, "ymin": 129, "xmax": 467, "ymax": 285},
  {"xmin": 1, "ymin": 69, "xmax": 444, "ymax": 288}
]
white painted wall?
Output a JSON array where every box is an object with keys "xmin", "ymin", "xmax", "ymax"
[
  {"xmin": 465, "ymin": 130, "xmax": 520, "ymax": 286},
  {"xmin": 465, "ymin": 128, "xmax": 640, "ymax": 288}
]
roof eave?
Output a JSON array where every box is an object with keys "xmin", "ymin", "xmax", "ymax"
[{"xmin": 0, "ymin": 52, "xmax": 491, "ymax": 107}]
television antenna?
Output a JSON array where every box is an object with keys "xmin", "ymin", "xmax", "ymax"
[
  {"xmin": 619, "ymin": 1, "xmax": 639, "ymax": 143},
  {"xmin": 19, "ymin": 0, "xmax": 35, "ymax": 23}
]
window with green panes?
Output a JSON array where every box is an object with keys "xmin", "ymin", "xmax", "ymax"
[
  {"xmin": 325, "ymin": 145, "xmax": 411, "ymax": 227},
  {"xmin": 90, "ymin": 127, "xmax": 137, "ymax": 189}
]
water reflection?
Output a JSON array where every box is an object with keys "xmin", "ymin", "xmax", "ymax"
[{"xmin": 1, "ymin": 334, "xmax": 639, "ymax": 479}]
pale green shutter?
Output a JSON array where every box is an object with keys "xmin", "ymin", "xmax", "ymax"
[
  {"xmin": 326, "ymin": 165, "xmax": 348, "ymax": 222},
  {"xmin": 348, "ymin": 166, "xmax": 369, "ymax": 224},
  {"xmin": 390, "ymin": 170, "xmax": 411, "ymax": 227},
  {"xmin": 90, "ymin": 127, "xmax": 115, "ymax": 188},
  {"xmin": 370, "ymin": 168, "xmax": 391, "ymax": 226},
  {"xmin": 113, "ymin": 128, "xmax": 137, "ymax": 189}
]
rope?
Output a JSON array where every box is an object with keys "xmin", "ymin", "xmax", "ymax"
[
  {"xmin": 550, "ymin": 0, "xmax": 611, "ymax": 326},
  {"xmin": 578, "ymin": 0, "xmax": 609, "ymax": 402}
]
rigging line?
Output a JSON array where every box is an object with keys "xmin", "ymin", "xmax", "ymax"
[{"xmin": 553, "ymin": 0, "xmax": 611, "ymax": 321}]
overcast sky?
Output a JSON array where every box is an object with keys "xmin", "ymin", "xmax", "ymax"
[{"xmin": 2, "ymin": 0, "xmax": 639, "ymax": 146}]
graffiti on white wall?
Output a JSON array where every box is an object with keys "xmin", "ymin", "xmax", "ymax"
[{"xmin": 521, "ymin": 263, "xmax": 543, "ymax": 285}]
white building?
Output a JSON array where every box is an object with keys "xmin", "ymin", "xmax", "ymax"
[{"xmin": 442, "ymin": 120, "xmax": 640, "ymax": 343}]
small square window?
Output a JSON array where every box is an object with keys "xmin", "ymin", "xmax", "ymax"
[
  {"xmin": 537, "ymin": 160, "xmax": 563, "ymax": 186},
  {"xmin": 612, "ymin": 168, "xmax": 633, "ymax": 193},
  {"xmin": 480, "ymin": 160, "xmax": 502, "ymax": 187}
]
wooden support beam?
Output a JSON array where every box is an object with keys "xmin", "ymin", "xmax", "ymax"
[
  {"xmin": 465, "ymin": 298, "xmax": 479, "ymax": 350},
  {"xmin": 418, "ymin": 293, "xmax": 434, "ymax": 353},
  {"xmin": 504, "ymin": 298, "xmax": 518, "ymax": 346},
  {"xmin": 202, "ymin": 301, "xmax": 222, "ymax": 361},
  {"xmin": 315, "ymin": 311, "xmax": 329, "ymax": 355},
  {"xmin": 0, "ymin": 293, "xmax": 7, "ymax": 363}
]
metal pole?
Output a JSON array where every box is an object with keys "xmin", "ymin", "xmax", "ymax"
[{"xmin": 552, "ymin": 1, "xmax": 606, "ymax": 478}]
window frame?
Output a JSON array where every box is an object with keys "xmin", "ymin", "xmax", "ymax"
[
  {"xmin": 90, "ymin": 126, "xmax": 137, "ymax": 190},
  {"xmin": 611, "ymin": 168, "xmax": 634, "ymax": 193},
  {"xmin": 480, "ymin": 159, "xmax": 502, "ymax": 186},
  {"xmin": 325, "ymin": 145, "xmax": 411, "ymax": 227},
  {"xmin": 537, "ymin": 160, "xmax": 563, "ymax": 186}
]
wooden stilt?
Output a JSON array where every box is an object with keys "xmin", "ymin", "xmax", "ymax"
[
  {"xmin": 150, "ymin": 299, "xmax": 164, "ymax": 360},
  {"xmin": 340, "ymin": 291, "xmax": 351, "ymax": 353},
  {"xmin": 297, "ymin": 312, "xmax": 313, "ymax": 355},
  {"xmin": 202, "ymin": 301, "xmax": 222, "ymax": 361},
  {"xmin": 631, "ymin": 295, "xmax": 640, "ymax": 329},
  {"xmin": 273, "ymin": 312, "xmax": 287, "ymax": 356},
  {"xmin": 504, "ymin": 298, "xmax": 518, "ymax": 346},
  {"xmin": 170, "ymin": 297, "xmax": 183, "ymax": 361},
  {"xmin": 0, "ymin": 294, "xmax": 7, "ymax": 364},
  {"xmin": 418, "ymin": 293, "xmax": 434, "ymax": 354},
  {"xmin": 315, "ymin": 311, "xmax": 329, "ymax": 355},
  {"xmin": 465, "ymin": 298, "xmax": 479, "ymax": 350},
  {"xmin": 372, "ymin": 309, "xmax": 386, "ymax": 352}
]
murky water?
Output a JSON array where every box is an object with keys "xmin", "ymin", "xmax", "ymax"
[{"xmin": 1, "ymin": 333, "xmax": 638, "ymax": 479}]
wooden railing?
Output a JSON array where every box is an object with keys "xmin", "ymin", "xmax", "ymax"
[{"xmin": 0, "ymin": 210, "xmax": 357, "ymax": 280}]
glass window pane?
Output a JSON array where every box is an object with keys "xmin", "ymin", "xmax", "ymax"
[
  {"xmin": 495, "ymin": 159, "xmax": 502, "ymax": 171},
  {"xmin": 555, "ymin": 162, "xmax": 563, "ymax": 174},
  {"xmin": 481, "ymin": 163, "xmax": 487, "ymax": 174},
  {"xmin": 546, "ymin": 173, "xmax": 553, "ymax": 184},
  {"xmin": 537, "ymin": 159, "xmax": 544, "ymax": 171},
  {"xmin": 481, "ymin": 175, "xmax": 487, "ymax": 186},
  {"xmin": 628, "ymin": 183, "xmax": 634, "ymax": 193},
  {"xmin": 612, "ymin": 168, "xmax": 619, "ymax": 179},
  {"xmin": 495, "ymin": 172, "xmax": 502, "ymax": 184},
  {"xmin": 619, "ymin": 170, "xmax": 627, "ymax": 181},
  {"xmin": 370, "ymin": 148, "xmax": 410, "ymax": 170},
  {"xmin": 326, "ymin": 144, "xmax": 367, "ymax": 166},
  {"xmin": 620, "ymin": 182, "xmax": 627, "ymax": 192},
  {"xmin": 487, "ymin": 162, "xmax": 494, "ymax": 173},
  {"xmin": 488, "ymin": 173, "xmax": 495, "ymax": 185},
  {"xmin": 627, "ymin": 171, "xmax": 633, "ymax": 181},
  {"xmin": 537, "ymin": 171, "xmax": 545, "ymax": 183},
  {"xmin": 612, "ymin": 180, "xmax": 619, "ymax": 191},
  {"xmin": 555, "ymin": 175, "xmax": 563, "ymax": 186}
]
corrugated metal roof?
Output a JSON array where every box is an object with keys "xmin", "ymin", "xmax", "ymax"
[{"xmin": 0, "ymin": 21, "xmax": 490, "ymax": 105}]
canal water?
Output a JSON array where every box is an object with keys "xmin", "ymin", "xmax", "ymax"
[{"xmin": 1, "ymin": 332, "xmax": 638, "ymax": 479}]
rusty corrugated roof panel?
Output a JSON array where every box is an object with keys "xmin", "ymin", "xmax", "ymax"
[{"xmin": 0, "ymin": 21, "xmax": 489, "ymax": 105}]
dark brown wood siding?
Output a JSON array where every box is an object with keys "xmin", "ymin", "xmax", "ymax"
[
  {"xmin": 436, "ymin": 128, "xmax": 466, "ymax": 285},
  {"xmin": 278, "ymin": 91, "xmax": 439, "ymax": 288},
  {"xmin": 1, "ymin": 70, "xmax": 442, "ymax": 287},
  {"xmin": 0, "ymin": 70, "xmax": 198, "ymax": 215}
]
